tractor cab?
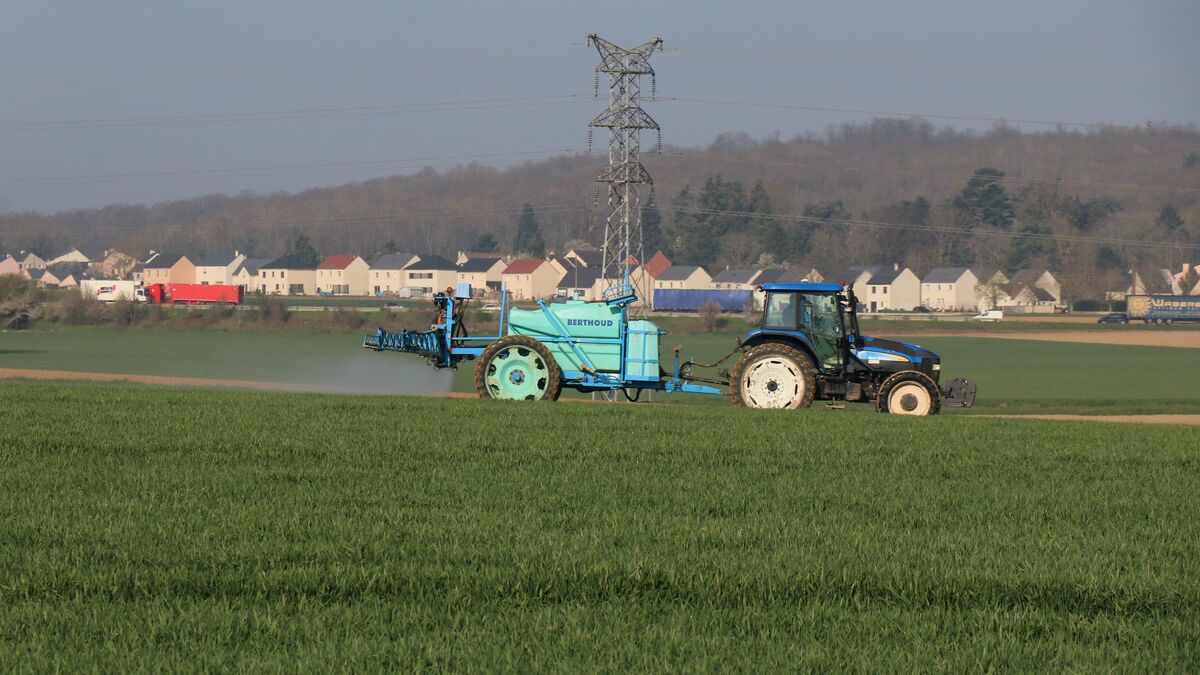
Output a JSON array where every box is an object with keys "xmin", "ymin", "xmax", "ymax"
[{"xmin": 757, "ymin": 283, "xmax": 850, "ymax": 371}]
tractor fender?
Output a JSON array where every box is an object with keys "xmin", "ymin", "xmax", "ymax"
[{"xmin": 740, "ymin": 331, "xmax": 824, "ymax": 375}]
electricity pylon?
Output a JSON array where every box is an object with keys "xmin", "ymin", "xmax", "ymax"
[{"xmin": 587, "ymin": 34, "xmax": 662, "ymax": 313}]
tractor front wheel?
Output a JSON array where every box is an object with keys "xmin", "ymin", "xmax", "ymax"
[
  {"xmin": 876, "ymin": 371, "xmax": 941, "ymax": 416},
  {"xmin": 730, "ymin": 343, "xmax": 816, "ymax": 409},
  {"xmin": 474, "ymin": 336, "xmax": 562, "ymax": 401}
]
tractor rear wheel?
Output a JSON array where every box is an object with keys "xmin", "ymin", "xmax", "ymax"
[
  {"xmin": 876, "ymin": 371, "xmax": 941, "ymax": 416},
  {"xmin": 474, "ymin": 336, "xmax": 562, "ymax": 401},
  {"xmin": 730, "ymin": 343, "xmax": 816, "ymax": 409}
]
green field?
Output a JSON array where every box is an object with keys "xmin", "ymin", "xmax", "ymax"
[
  {"xmin": 4, "ymin": 326, "xmax": 1200, "ymax": 414},
  {"xmin": 1, "ymin": 381, "xmax": 1197, "ymax": 670},
  {"xmin": 0, "ymin": 328, "xmax": 453, "ymax": 395}
]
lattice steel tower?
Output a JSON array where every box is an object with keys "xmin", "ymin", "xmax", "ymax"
[{"xmin": 587, "ymin": 34, "xmax": 663, "ymax": 309}]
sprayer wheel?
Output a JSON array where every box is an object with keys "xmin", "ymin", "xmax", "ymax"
[{"xmin": 474, "ymin": 335, "xmax": 562, "ymax": 401}]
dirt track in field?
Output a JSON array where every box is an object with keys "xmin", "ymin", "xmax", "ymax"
[
  {"xmin": 983, "ymin": 414, "xmax": 1200, "ymax": 426},
  {"xmin": 908, "ymin": 331, "xmax": 1200, "ymax": 349}
]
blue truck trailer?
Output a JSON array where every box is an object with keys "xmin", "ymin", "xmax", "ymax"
[
  {"xmin": 653, "ymin": 289, "xmax": 753, "ymax": 312},
  {"xmin": 1126, "ymin": 295, "xmax": 1200, "ymax": 324}
]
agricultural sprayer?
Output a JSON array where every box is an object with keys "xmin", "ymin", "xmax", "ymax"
[{"xmin": 363, "ymin": 282, "xmax": 975, "ymax": 415}]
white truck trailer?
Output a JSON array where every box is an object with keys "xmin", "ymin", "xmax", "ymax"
[{"xmin": 79, "ymin": 279, "xmax": 146, "ymax": 302}]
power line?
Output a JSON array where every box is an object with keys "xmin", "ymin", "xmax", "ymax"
[
  {"xmin": 7, "ymin": 141, "xmax": 1192, "ymax": 197},
  {"xmin": 0, "ymin": 95, "xmax": 589, "ymax": 132},
  {"xmin": 662, "ymin": 46, "xmax": 1200, "ymax": 87},
  {"xmin": 0, "ymin": 43, "xmax": 574, "ymax": 85},
  {"xmin": 674, "ymin": 206, "xmax": 1200, "ymax": 252},
  {"xmin": 658, "ymin": 150, "xmax": 1200, "ymax": 196},
  {"xmin": 5, "ymin": 199, "xmax": 1194, "ymax": 256},
  {"xmin": 0, "ymin": 203, "xmax": 594, "ymax": 239},
  {"xmin": 659, "ymin": 95, "xmax": 1199, "ymax": 133},
  {"xmin": 0, "ymin": 148, "xmax": 588, "ymax": 186}
]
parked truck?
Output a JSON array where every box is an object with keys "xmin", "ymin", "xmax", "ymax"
[
  {"xmin": 1125, "ymin": 294, "xmax": 1200, "ymax": 324},
  {"xmin": 144, "ymin": 283, "xmax": 243, "ymax": 305},
  {"xmin": 79, "ymin": 279, "xmax": 146, "ymax": 302},
  {"xmin": 653, "ymin": 289, "xmax": 753, "ymax": 312}
]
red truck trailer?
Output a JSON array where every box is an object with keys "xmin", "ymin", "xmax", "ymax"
[{"xmin": 144, "ymin": 283, "xmax": 243, "ymax": 305}]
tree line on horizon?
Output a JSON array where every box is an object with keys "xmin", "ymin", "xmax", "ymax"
[{"xmin": 1, "ymin": 120, "xmax": 1197, "ymax": 300}]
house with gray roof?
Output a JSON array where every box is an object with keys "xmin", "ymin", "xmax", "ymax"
[
  {"xmin": 368, "ymin": 252, "xmax": 419, "ymax": 295},
  {"xmin": 711, "ymin": 267, "xmax": 763, "ymax": 290},
  {"xmin": 195, "ymin": 251, "xmax": 246, "ymax": 286},
  {"xmin": 402, "ymin": 255, "xmax": 458, "ymax": 297},
  {"xmin": 142, "ymin": 254, "xmax": 196, "ymax": 285},
  {"xmin": 456, "ymin": 256, "xmax": 507, "ymax": 297},
  {"xmin": 231, "ymin": 257, "xmax": 272, "ymax": 291},
  {"xmin": 14, "ymin": 251, "xmax": 47, "ymax": 272},
  {"xmin": 258, "ymin": 254, "xmax": 317, "ymax": 295},
  {"xmin": 653, "ymin": 265, "xmax": 712, "ymax": 290},
  {"xmin": 556, "ymin": 265, "xmax": 603, "ymax": 300},
  {"xmin": 1009, "ymin": 269, "xmax": 1062, "ymax": 304},
  {"xmin": 852, "ymin": 263, "xmax": 921, "ymax": 312},
  {"xmin": 921, "ymin": 267, "xmax": 982, "ymax": 311},
  {"xmin": 48, "ymin": 248, "xmax": 102, "ymax": 267}
]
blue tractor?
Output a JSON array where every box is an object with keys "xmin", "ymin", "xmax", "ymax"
[
  {"xmin": 730, "ymin": 282, "xmax": 974, "ymax": 415},
  {"xmin": 363, "ymin": 281, "xmax": 974, "ymax": 415}
]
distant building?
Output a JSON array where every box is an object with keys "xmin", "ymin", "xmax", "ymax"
[
  {"xmin": 711, "ymin": 267, "xmax": 763, "ymax": 291},
  {"xmin": 231, "ymin": 258, "xmax": 271, "ymax": 292},
  {"xmin": 640, "ymin": 251, "xmax": 672, "ymax": 280},
  {"xmin": 48, "ymin": 248, "xmax": 102, "ymax": 267},
  {"xmin": 653, "ymin": 265, "xmax": 712, "ymax": 290},
  {"xmin": 455, "ymin": 251, "xmax": 509, "ymax": 266},
  {"xmin": 456, "ymin": 257, "xmax": 507, "ymax": 298},
  {"xmin": 0, "ymin": 255, "xmax": 20, "ymax": 277},
  {"xmin": 563, "ymin": 247, "xmax": 604, "ymax": 268},
  {"xmin": 403, "ymin": 255, "xmax": 458, "ymax": 297},
  {"xmin": 258, "ymin": 255, "xmax": 318, "ymax": 295},
  {"xmin": 502, "ymin": 258, "xmax": 562, "ymax": 301},
  {"xmin": 98, "ymin": 250, "xmax": 140, "ymax": 280},
  {"xmin": 195, "ymin": 252, "xmax": 246, "ymax": 286},
  {"xmin": 368, "ymin": 253, "xmax": 419, "ymax": 296},
  {"xmin": 557, "ymin": 265, "xmax": 602, "ymax": 301},
  {"xmin": 1008, "ymin": 269, "xmax": 1061, "ymax": 304},
  {"xmin": 143, "ymin": 254, "xmax": 196, "ymax": 286},
  {"xmin": 1005, "ymin": 284, "xmax": 1057, "ymax": 309},
  {"xmin": 921, "ymin": 267, "xmax": 982, "ymax": 311},
  {"xmin": 855, "ymin": 264, "xmax": 920, "ymax": 311},
  {"xmin": 14, "ymin": 252, "xmax": 46, "ymax": 272},
  {"xmin": 316, "ymin": 254, "xmax": 370, "ymax": 296}
]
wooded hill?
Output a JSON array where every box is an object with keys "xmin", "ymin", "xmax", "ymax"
[{"xmin": 2, "ymin": 119, "xmax": 1197, "ymax": 300}]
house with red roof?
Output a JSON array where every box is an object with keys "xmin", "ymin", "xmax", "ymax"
[
  {"xmin": 502, "ymin": 258, "xmax": 563, "ymax": 301},
  {"xmin": 317, "ymin": 254, "xmax": 369, "ymax": 296},
  {"xmin": 641, "ymin": 251, "xmax": 672, "ymax": 279}
]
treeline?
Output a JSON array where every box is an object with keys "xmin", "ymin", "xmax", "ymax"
[
  {"xmin": 656, "ymin": 167, "xmax": 1198, "ymax": 298},
  {"xmin": 1, "ymin": 120, "xmax": 1197, "ymax": 300}
]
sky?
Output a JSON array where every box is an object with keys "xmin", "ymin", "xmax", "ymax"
[{"xmin": 0, "ymin": 0, "xmax": 1196, "ymax": 213}]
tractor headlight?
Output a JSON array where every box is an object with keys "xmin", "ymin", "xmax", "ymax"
[{"xmin": 932, "ymin": 363, "xmax": 941, "ymax": 371}]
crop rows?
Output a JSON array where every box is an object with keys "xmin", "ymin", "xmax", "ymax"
[{"xmin": 1, "ymin": 381, "xmax": 1198, "ymax": 670}]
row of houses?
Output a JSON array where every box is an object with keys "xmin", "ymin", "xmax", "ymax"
[
  {"xmin": 3, "ymin": 245, "xmax": 1074, "ymax": 312},
  {"xmin": 653, "ymin": 263, "xmax": 1063, "ymax": 312}
]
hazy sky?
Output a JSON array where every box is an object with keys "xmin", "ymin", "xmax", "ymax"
[{"xmin": 1, "ymin": 1, "xmax": 1196, "ymax": 213}]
